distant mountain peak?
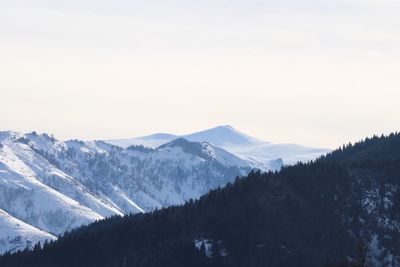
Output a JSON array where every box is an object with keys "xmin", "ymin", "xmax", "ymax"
[
  {"xmin": 182, "ymin": 125, "xmax": 264, "ymax": 147},
  {"xmin": 212, "ymin": 125, "xmax": 235, "ymax": 130}
]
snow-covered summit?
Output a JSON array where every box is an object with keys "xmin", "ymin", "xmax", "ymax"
[{"xmin": 182, "ymin": 125, "xmax": 266, "ymax": 147}]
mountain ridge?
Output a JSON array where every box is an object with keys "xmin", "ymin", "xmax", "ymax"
[{"xmin": 106, "ymin": 125, "xmax": 330, "ymax": 165}]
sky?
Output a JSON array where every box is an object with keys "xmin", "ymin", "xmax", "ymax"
[{"xmin": 0, "ymin": 0, "xmax": 399, "ymax": 148}]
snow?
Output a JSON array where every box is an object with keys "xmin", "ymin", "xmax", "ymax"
[
  {"xmin": 194, "ymin": 238, "xmax": 228, "ymax": 258},
  {"xmin": 194, "ymin": 239, "xmax": 213, "ymax": 258},
  {"xmin": 0, "ymin": 208, "xmax": 56, "ymax": 254},
  {"xmin": 0, "ymin": 142, "xmax": 104, "ymax": 234},
  {"xmin": 362, "ymin": 189, "xmax": 379, "ymax": 215}
]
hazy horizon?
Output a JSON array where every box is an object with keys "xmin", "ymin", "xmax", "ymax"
[
  {"xmin": 1, "ymin": 0, "xmax": 399, "ymax": 148},
  {"xmin": 1, "ymin": 124, "xmax": 398, "ymax": 150}
]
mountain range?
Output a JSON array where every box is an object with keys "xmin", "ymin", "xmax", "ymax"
[
  {"xmin": 107, "ymin": 125, "xmax": 330, "ymax": 165},
  {"xmin": 0, "ymin": 126, "xmax": 326, "ymax": 254},
  {"xmin": 1, "ymin": 132, "xmax": 399, "ymax": 267}
]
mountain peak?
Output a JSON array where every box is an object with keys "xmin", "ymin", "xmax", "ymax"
[
  {"xmin": 204, "ymin": 125, "xmax": 235, "ymax": 131},
  {"xmin": 182, "ymin": 125, "xmax": 263, "ymax": 147},
  {"xmin": 217, "ymin": 124, "xmax": 234, "ymax": 130},
  {"xmin": 158, "ymin": 137, "xmax": 193, "ymax": 148},
  {"xmin": 158, "ymin": 138, "xmax": 213, "ymax": 160}
]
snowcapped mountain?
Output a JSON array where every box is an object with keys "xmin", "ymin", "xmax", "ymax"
[
  {"xmin": 0, "ymin": 130, "xmax": 265, "ymax": 254},
  {"xmin": 0, "ymin": 209, "xmax": 56, "ymax": 254},
  {"xmin": 182, "ymin": 125, "xmax": 264, "ymax": 147},
  {"xmin": 107, "ymin": 125, "xmax": 330, "ymax": 165}
]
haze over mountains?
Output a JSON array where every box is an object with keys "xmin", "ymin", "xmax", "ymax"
[
  {"xmin": 107, "ymin": 125, "xmax": 330, "ymax": 165},
  {"xmin": 0, "ymin": 126, "xmax": 328, "ymax": 254}
]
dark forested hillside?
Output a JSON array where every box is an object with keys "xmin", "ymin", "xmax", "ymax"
[{"xmin": 1, "ymin": 133, "xmax": 400, "ymax": 267}]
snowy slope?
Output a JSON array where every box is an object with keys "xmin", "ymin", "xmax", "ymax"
[
  {"xmin": 64, "ymin": 138, "xmax": 255, "ymax": 210},
  {"xmin": 0, "ymin": 138, "xmax": 104, "ymax": 235},
  {"xmin": 0, "ymin": 130, "xmax": 262, "ymax": 254},
  {"xmin": 107, "ymin": 125, "xmax": 330, "ymax": 165},
  {"xmin": 0, "ymin": 209, "xmax": 56, "ymax": 254}
]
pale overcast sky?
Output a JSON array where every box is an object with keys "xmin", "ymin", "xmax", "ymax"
[{"xmin": 0, "ymin": 0, "xmax": 399, "ymax": 148}]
